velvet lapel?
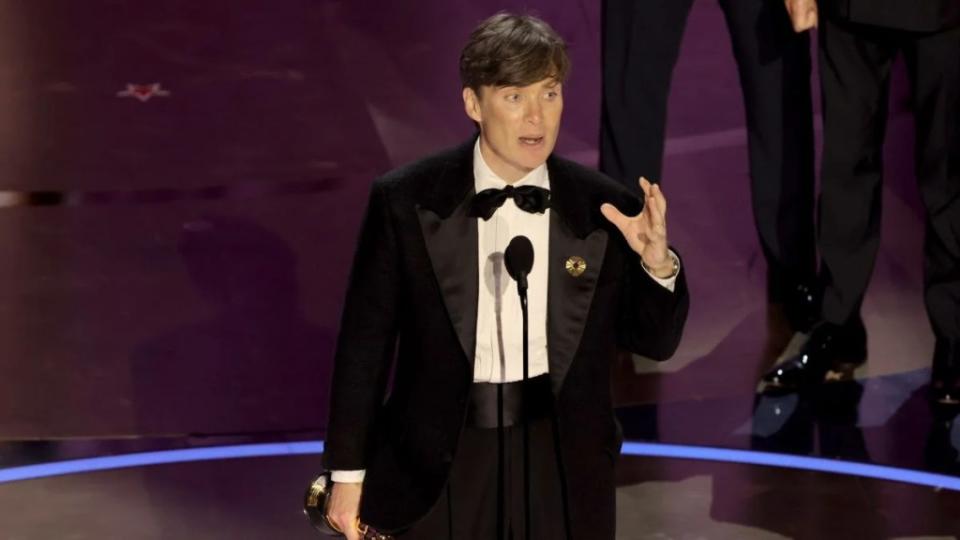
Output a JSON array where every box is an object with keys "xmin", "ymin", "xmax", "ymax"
[
  {"xmin": 546, "ymin": 157, "xmax": 608, "ymax": 395},
  {"xmin": 415, "ymin": 140, "xmax": 478, "ymax": 366},
  {"xmin": 413, "ymin": 144, "xmax": 612, "ymax": 383}
]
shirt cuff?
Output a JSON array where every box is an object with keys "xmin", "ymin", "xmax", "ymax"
[
  {"xmin": 642, "ymin": 249, "xmax": 679, "ymax": 293},
  {"xmin": 331, "ymin": 470, "xmax": 366, "ymax": 483}
]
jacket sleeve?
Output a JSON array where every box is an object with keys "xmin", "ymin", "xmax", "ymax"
[
  {"xmin": 615, "ymin": 246, "xmax": 690, "ymax": 361},
  {"xmin": 323, "ymin": 180, "xmax": 400, "ymax": 470}
]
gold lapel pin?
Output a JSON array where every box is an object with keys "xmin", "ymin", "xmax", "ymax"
[{"xmin": 565, "ymin": 256, "xmax": 586, "ymax": 277}]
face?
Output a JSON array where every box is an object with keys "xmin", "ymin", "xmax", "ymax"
[{"xmin": 463, "ymin": 77, "xmax": 563, "ymax": 182}]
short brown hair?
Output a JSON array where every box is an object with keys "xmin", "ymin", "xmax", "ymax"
[{"xmin": 459, "ymin": 12, "xmax": 570, "ymax": 93}]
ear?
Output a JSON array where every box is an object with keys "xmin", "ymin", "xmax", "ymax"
[{"xmin": 462, "ymin": 87, "xmax": 483, "ymax": 124}]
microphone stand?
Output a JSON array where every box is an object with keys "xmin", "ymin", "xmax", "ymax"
[
  {"xmin": 517, "ymin": 273, "xmax": 531, "ymax": 540},
  {"xmin": 503, "ymin": 235, "xmax": 535, "ymax": 540}
]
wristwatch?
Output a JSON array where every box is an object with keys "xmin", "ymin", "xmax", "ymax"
[{"xmin": 640, "ymin": 251, "xmax": 680, "ymax": 279}]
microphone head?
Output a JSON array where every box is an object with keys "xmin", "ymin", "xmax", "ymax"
[{"xmin": 504, "ymin": 235, "xmax": 534, "ymax": 283}]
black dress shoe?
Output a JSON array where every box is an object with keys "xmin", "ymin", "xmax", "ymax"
[
  {"xmin": 930, "ymin": 340, "xmax": 960, "ymax": 405},
  {"xmin": 762, "ymin": 319, "xmax": 867, "ymax": 389}
]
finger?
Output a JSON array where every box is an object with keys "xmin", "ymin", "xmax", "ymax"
[
  {"xmin": 639, "ymin": 176, "xmax": 652, "ymax": 194},
  {"xmin": 342, "ymin": 517, "xmax": 360, "ymax": 540},
  {"xmin": 643, "ymin": 190, "xmax": 658, "ymax": 228},
  {"xmin": 638, "ymin": 176, "xmax": 654, "ymax": 204},
  {"xmin": 646, "ymin": 193, "xmax": 667, "ymax": 239},
  {"xmin": 784, "ymin": 0, "xmax": 795, "ymax": 19},
  {"xmin": 328, "ymin": 513, "xmax": 349, "ymax": 536},
  {"xmin": 648, "ymin": 188, "xmax": 663, "ymax": 222},
  {"xmin": 651, "ymin": 183, "xmax": 667, "ymax": 219},
  {"xmin": 786, "ymin": 1, "xmax": 810, "ymax": 32},
  {"xmin": 795, "ymin": 4, "xmax": 817, "ymax": 31},
  {"xmin": 638, "ymin": 177, "xmax": 655, "ymax": 220}
]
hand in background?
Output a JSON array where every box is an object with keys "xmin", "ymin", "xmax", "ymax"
[{"xmin": 785, "ymin": 0, "xmax": 818, "ymax": 32}]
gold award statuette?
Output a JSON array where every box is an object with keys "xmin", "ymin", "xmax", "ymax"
[{"xmin": 303, "ymin": 474, "xmax": 395, "ymax": 539}]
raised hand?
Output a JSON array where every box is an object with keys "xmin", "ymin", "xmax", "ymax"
[{"xmin": 600, "ymin": 177, "xmax": 673, "ymax": 277}]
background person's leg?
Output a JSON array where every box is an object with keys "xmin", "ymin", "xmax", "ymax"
[
  {"xmin": 599, "ymin": 0, "xmax": 696, "ymax": 188},
  {"xmin": 904, "ymin": 25, "xmax": 960, "ymax": 401},
  {"xmin": 720, "ymin": 0, "xmax": 817, "ymax": 331}
]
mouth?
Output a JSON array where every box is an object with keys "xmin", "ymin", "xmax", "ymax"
[{"xmin": 518, "ymin": 136, "xmax": 544, "ymax": 147}]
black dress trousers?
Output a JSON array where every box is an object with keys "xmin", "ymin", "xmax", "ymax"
[
  {"xmin": 817, "ymin": 17, "xmax": 960, "ymax": 343},
  {"xmin": 398, "ymin": 417, "xmax": 569, "ymax": 540},
  {"xmin": 600, "ymin": 0, "xmax": 817, "ymax": 295}
]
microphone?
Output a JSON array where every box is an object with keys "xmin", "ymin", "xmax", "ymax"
[{"xmin": 504, "ymin": 235, "xmax": 534, "ymax": 295}]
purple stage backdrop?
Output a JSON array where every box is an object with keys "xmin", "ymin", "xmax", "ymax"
[
  {"xmin": 0, "ymin": 0, "xmax": 926, "ymax": 441},
  {"xmin": 0, "ymin": 0, "xmax": 608, "ymax": 438}
]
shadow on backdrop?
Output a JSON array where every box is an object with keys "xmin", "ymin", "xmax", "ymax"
[{"xmin": 131, "ymin": 215, "xmax": 333, "ymax": 436}]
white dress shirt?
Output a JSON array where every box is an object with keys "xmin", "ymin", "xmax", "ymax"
[
  {"xmin": 331, "ymin": 141, "xmax": 679, "ymax": 483},
  {"xmin": 472, "ymin": 140, "xmax": 551, "ymax": 382}
]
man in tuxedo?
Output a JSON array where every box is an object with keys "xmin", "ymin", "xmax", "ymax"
[
  {"xmin": 600, "ymin": 0, "xmax": 818, "ymax": 337},
  {"xmin": 322, "ymin": 13, "xmax": 689, "ymax": 540},
  {"xmin": 766, "ymin": 0, "xmax": 960, "ymax": 402}
]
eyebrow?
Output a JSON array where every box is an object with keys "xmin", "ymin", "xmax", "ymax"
[{"xmin": 493, "ymin": 80, "xmax": 560, "ymax": 93}]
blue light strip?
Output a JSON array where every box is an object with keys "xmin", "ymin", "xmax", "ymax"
[
  {"xmin": 0, "ymin": 441, "xmax": 324, "ymax": 483},
  {"xmin": 620, "ymin": 442, "xmax": 960, "ymax": 491},
  {"xmin": 0, "ymin": 439, "xmax": 957, "ymax": 492}
]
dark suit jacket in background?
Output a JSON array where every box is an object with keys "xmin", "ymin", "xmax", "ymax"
[
  {"xmin": 323, "ymin": 139, "xmax": 690, "ymax": 539},
  {"xmin": 822, "ymin": 0, "xmax": 960, "ymax": 31}
]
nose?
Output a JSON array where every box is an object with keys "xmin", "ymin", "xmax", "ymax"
[{"xmin": 524, "ymin": 99, "xmax": 542, "ymax": 125}]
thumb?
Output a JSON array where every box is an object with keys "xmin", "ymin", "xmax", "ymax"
[{"xmin": 600, "ymin": 203, "xmax": 629, "ymax": 232}]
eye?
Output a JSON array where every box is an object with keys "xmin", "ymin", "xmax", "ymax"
[{"xmin": 505, "ymin": 93, "xmax": 521, "ymax": 103}]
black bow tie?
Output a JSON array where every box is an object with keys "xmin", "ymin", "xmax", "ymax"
[{"xmin": 468, "ymin": 185, "xmax": 551, "ymax": 221}]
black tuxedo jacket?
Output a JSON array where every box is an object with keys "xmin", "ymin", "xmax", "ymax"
[
  {"xmin": 822, "ymin": 0, "xmax": 960, "ymax": 32},
  {"xmin": 323, "ymin": 139, "xmax": 689, "ymax": 538}
]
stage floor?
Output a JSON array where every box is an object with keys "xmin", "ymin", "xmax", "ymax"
[{"xmin": 1, "ymin": 433, "xmax": 959, "ymax": 539}]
